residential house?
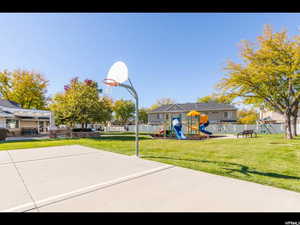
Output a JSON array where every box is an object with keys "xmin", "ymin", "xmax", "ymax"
[
  {"xmin": 259, "ymin": 109, "xmax": 300, "ymax": 123},
  {"xmin": 148, "ymin": 102, "xmax": 238, "ymax": 125},
  {"xmin": 0, "ymin": 99, "xmax": 54, "ymax": 136}
]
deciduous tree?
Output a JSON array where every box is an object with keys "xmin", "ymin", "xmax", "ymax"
[
  {"xmin": 217, "ymin": 25, "xmax": 300, "ymax": 139},
  {"xmin": 197, "ymin": 94, "xmax": 233, "ymax": 104},
  {"xmin": 149, "ymin": 98, "xmax": 176, "ymax": 110},
  {"xmin": 139, "ymin": 108, "xmax": 149, "ymax": 124},
  {"xmin": 237, "ymin": 109, "xmax": 259, "ymax": 124},
  {"xmin": 0, "ymin": 69, "xmax": 48, "ymax": 109},
  {"xmin": 113, "ymin": 99, "xmax": 135, "ymax": 125},
  {"xmin": 50, "ymin": 78, "xmax": 113, "ymax": 127}
]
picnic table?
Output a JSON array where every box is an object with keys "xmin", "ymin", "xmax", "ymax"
[{"xmin": 237, "ymin": 129, "xmax": 257, "ymax": 138}]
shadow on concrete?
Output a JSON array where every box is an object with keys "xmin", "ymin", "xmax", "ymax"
[{"xmin": 143, "ymin": 155, "xmax": 300, "ymax": 181}]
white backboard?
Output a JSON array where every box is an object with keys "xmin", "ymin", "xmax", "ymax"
[{"xmin": 107, "ymin": 61, "xmax": 128, "ymax": 84}]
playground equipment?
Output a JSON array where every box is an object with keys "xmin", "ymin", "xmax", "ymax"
[
  {"xmin": 172, "ymin": 117, "xmax": 186, "ymax": 140},
  {"xmin": 186, "ymin": 110, "xmax": 201, "ymax": 136},
  {"xmin": 153, "ymin": 110, "xmax": 213, "ymax": 140},
  {"xmin": 257, "ymin": 119, "xmax": 276, "ymax": 134},
  {"xmin": 153, "ymin": 114, "xmax": 186, "ymax": 139},
  {"xmin": 160, "ymin": 114, "xmax": 185, "ymax": 139},
  {"xmin": 199, "ymin": 114, "xmax": 212, "ymax": 136},
  {"xmin": 103, "ymin": 61, "xmax": 140, "ymax": 157},
  {"xmin": 186, "ymin": 111, "xmax": 212, "ymax": 137}
]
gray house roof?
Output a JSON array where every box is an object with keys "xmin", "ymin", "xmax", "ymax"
[
  {"xmin": 149, "ymin": 102, "xmax": 238, "ymax": 113},
  {"xmin": 0, "ymin": 99, "xmax": 51, "ymax": 119},
  {"xmin": 0, "ymin": 99, "xmax": 21, "ymax": 109},
  {"xmin": 0, "ymin": 110, "xmax": 14, "ymax": 118}
]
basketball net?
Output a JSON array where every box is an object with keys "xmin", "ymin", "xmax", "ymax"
[
  {"xmin": 102, "ymin": 78, "xmax": 119, "ymax": 96},
  {"xmin": 103, "ymin": 85, "xmax": 113, "ymax": 96}
]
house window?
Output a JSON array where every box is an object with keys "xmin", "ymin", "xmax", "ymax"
[
  {"xmin": 155, "ymin": 114, "xmax": 164, "ymax": 119},
  {"xmin": 158, "ymin": 114, "xmax": 165, "ymax": 119},
  {"xmin": 224, "ymin": 112, "xmax": 228, "ymax": 119},
  {"xmin": 6, "ymin": 119, "xmax": 19, "ymax": 129}
]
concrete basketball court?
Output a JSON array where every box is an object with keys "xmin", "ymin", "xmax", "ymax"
[{"xmin": 0, "ymin": 145, "xmax": 300, "ymax": 212}]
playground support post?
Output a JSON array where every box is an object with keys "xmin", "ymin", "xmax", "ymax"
[
  {"xmin": 163, "ymin": 114, "xmax": 166, "ymax": 138},
  {"xmin": 119, "ymin": 79, "xmax": 139, "ymax": 157}
]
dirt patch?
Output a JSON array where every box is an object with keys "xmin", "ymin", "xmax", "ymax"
[{"xmin": 269, "ymin": 142, "xmax": 293, "ymax": 146}]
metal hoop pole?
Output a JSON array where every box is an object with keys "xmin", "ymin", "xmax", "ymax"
[{"xmin": 119, "ymin": 79, "xmax": 139, "ymax": 157}]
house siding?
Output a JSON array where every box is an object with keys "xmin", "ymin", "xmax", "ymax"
[
  {"xmin": 0, "ymin": 118, "xmax": 5, "ymax": 128},
  {"xmin": 20, "ymin": 120, "xmax": 38, "ymax": 128},
  {"xmin": 0, "ymin": 99, "xmax": 53, "ymax": 135},
  {"xmin": 206, "ymin": 110, "xmax": 237, "ymax": 122},
  {"xmin": 148, "ymin": 109, "xmax": 238, "ymax": 125},
  {"xmin": 260, "ymin": 110, "xmax": 300, "ymax": 123}
]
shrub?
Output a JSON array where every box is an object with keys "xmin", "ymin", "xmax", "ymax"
[{"xmin": 0, "ymin": 128, "xmax": 8, "ymax": 141}]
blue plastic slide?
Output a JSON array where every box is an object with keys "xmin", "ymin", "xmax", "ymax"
[
  {"xmin": 172, "ymin": 118, "xmax": 186, "ymax": 140},
  {"xmin": 199, "ymin": 122, "xmax": 212, "ymax": 135},
  {"xmin": 173, "ymin": 125, "xmax": 187, "ymax": 140}
]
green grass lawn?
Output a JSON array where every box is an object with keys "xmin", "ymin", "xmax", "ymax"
[{"xmin": 1, "ymin": 134, "xmax": 300, "ymax": 193}]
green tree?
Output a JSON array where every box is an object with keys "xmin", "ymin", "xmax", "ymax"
[
  {"xmin": 98, "ymin": 96, "xmax": 114, "ymax": 125},
  {"xmin": 217, "ymin": 25, "xmax": 300, "ymax": 139},
  {"xmin": 197, "ymin": 93, "xmax": 233, "ymax": 104},
  {"xmin": 113, "ymin": 99, "xmax": 135, "ymax": 125},
  {"xmin": 149, "ymin": 98, "xmax": 176, "ymax": 111},
  {"xmin": 139, "ymin": 108, "xmax": 149, "ymax": 124},
  {"xmin": 0, "ymin": 69, "xmax": 48, "ymax": 109},
  {"xmin": 50, "ymin": 78, "xmax": 113, "ymax": 127},
  {"xmin": 237, "ymin": 109, "xmax": 259, "ymax": 124}
]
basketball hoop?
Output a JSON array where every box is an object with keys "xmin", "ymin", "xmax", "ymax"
[
  {"xmin": 102, "ymin": 61, "xmax": 140, "ymax": 157},
  {"xmin": 103, "ymin": 78, "xmax": 119, "ymax": 87}
]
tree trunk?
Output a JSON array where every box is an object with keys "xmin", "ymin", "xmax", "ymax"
[
  {"xmin": 291, "ymin": 101, "xmax": 298, "ymax": 137},
  {"xmin": 292, "ymin": 115, "xmax": 298, "ymax": 137},
  {"xmin": 284, "ymin": 112, "xmax": 293, "ymax": 139},
  {"xmin": 81, "ymin": 123, "xmax": 84, "ymax": 128}
]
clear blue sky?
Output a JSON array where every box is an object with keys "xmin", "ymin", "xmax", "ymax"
[{"xmin": 1, "ymin": 13, "xmax": 300, "ymax": 108}]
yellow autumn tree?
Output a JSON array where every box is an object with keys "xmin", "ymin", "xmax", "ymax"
[
  {"xmin": 197, "ymin": 93, "xmax": 233, "ymax": 104},
  {"xmin": 0, "ymin": 69, "xmax": 48, "ymax": 109},
  {"xmin": 237, "ymin": 109, "xmax": 259, "ymax": 124},
  {"xmin": 217, "ymin": 25, "xmax": 300, "ymax": 139},
  {"xmin": 149, "ymin": 98, "xmax": 176, "ymax": 111},
  {"xmin": 113, "ymin": 99, "xmax": 135, "ymax": 125},
  {"xmin": 50, "ymin": 78, "xmax": 113, "ymax": 128}
]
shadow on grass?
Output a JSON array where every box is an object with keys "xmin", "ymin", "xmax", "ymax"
[
  {"xmin": 96, "ymin": 136, "xmax": 152, "ymax": 141},
  {"xmin": 0, "ymin": 139, "xmax": 41, "ymax": 144},
  {"xmin": 143, "ymin": 155, "xmax": 300, "ymax": 181},
  {"xmin": 100, "ymin": 132, "xmax": 153, "ymax": 136},
  {"xmin": 0, "ymin": 135, "xmax": 152, "ymax": 144},
  {"xmin": 0, "ymin": 137, "xmax": 80, "ymax": 144}
]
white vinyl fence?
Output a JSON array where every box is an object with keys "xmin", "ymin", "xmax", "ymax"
[
  {"xmin": 127, "ymin": 124, "xmax": 164, "ymax": 133},
  {"xmin": 207, "ymin": 124, "xmax": 284, "ymax": 134},
  {"xmin": 104, "ymin": 126, "xmax": 126, "ymax": 132},
  {"xmin": 104, "ymin": 123, "xmax": 300, "ymax": 134}
]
